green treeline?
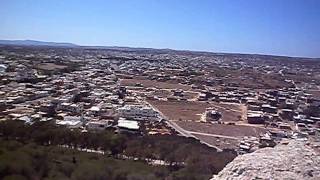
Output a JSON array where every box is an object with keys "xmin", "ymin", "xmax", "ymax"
[{"xmin": 0, "ymin": 120, "xmax": 236, "ymax": 180}]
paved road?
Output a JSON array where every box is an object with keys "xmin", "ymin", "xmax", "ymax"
[
  {"xmin": 188, "ymin": 131, "xmax": 240, "ymax": 140},
  {"xmin": 165, "ymin": 120, "xmax": 194, "ymax": 138},
  {"xmin": 145, "ymin": 101, "xmax": 195, "ymax": 138},
  {"xmin": 146, "ymin": 101, "xmax": 223, "ymax": 151}
]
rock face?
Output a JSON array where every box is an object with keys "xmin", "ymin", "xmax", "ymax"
[{"xmin": 212, "ymin": 141, "xmax": 320, "ymax": 180}]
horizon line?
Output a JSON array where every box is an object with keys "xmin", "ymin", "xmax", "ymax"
[{"xmin": 1, "ymin": 38, "xmax": 319, "ymax": 59}]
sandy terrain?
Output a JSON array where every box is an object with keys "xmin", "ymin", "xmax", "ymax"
[
  {"xmin": 120, "ymin": 78, "xmax": 191, "ymax": 90},
  {"xmin": 176, "ymin": 121, "xmax": 267, "ymax": 138},
  {"xmin": 37, "ymin": 63, "xmax": 68, "ymax": 70},
  {"xmin": 148, "ymin": 100, "xmax": 243, "ymax": 122}
]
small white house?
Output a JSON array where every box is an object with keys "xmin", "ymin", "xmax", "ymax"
[
  {"xmin": 86, "ymin": 120, "xmax": 112, "ymax": 131},
  {"xmin": 117, "ymin": 105, "xmax": 159, "ymax": 121},
  {"xmin": 56, "ymin": 116, "xmax": 83, "ymax": 129},
  {"xmin": 117, "ymin": 118, "xmax": 139, "ymax": 133}
]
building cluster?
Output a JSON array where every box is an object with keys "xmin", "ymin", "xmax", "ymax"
[
  {"xmin": 0, "ymin": 46, "xmax": 319, "ymax": 153},
  {"xmin": 0, "ymin": 52, "xmax": 172, "ymax": 136}
]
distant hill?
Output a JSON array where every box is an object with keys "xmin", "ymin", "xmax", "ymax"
[
  {"xmin": 0, "ymin": 40, "xmax": 78, "ymax": 47},
  {"xmin": 0, "ymin": 39, "xmax": 318, "ymax": 60}
]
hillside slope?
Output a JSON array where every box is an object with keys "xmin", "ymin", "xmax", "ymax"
[{"xmin": 212, "ymin": 140, "xmax": 320, "ymax": 180}]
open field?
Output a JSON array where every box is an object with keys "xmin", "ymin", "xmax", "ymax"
[
  {"xmin": 222, "ymin": 70, "xmax": 292, "ymax": 89},
  {"xmin": 148, "ymin": 99, "xmax": 208, "ymax": 121},
  {"xmin": 176, "ymin": 121, "xmax": 267, "ymax": 138},
  {"xmin": 37, "ymin": 63, "xmax": 68, "ymax": 70},
  {"xmin": 150, "ymin": 89, "xmax": 171, "ymax": 98},
  {"xmin": 184, "ymin": 91, "xmax": 199, "ymax": 99},
  {"xmin": 149, "ymin": 89, "xmax": 199, "ymax": 100},
  {"xmin": 210, "ymin": 102, "xmax": 244, "ymax": 122},
  {"xmin": 147, "ymin": 99, "xmax": 259, "ymax": 148},
  {"xmin": 211, "ymin": 102, "xmax": 242, "ymax": 111},
  {"xmin": 148, "ymin": 99, "xmax": 243, "ymax": 122},
  {"xmin": 307, "ymin": 90, "xmax": 320, "ymax": 98},
  {"xmin": 120, "ymin": 78, "xmax": 191, "ymax": 90}
]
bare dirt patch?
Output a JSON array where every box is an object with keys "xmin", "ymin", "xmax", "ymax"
[
  {"xmin": 307, "ymin": 90, "xmax": 320, "ymax": 98},
  {"xmin": 150, "ymin": 89, "xmax": 171, "ymax": 98},
  {"xmin": 37, "ymin": 63, "xmax": 68, "ymax": 71},
  {"xmin": 184, "ymin": 91, "xmax": 199, "ymax": 99},
  {"xmin": 148, "ymin": 100, "xmax": 209, "ymax": 121},
  {"xmin": 176, "ymin": 121, "xmax": 267, "ymax": 138},
  {"xmin": 210, "ymin": 102, "xmax": 243, "ymax": 122},
  {"xmin": 148, "ymin": 100, "xmax": 243, "ymax": 122},
  {"xmin": 120, "ymin": 78, "xmax": 191, "ymax": 90}
]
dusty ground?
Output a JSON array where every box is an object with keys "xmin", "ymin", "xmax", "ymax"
[
  {"xmin": 184, "ymin": 91, "xmax": 199, "ymax": 99},
  {"xmin": 120, "ymin": 78, "xmax": 191, "ymax": 90},
  {"xmin": 307, "ymin": 90, "xmax": 320, "ymax": 98},
  {"xmin": 150, "ymin": 89, "xmax": 171, "ymax": 98},
  {"xmin": 148, "ymin": 98, "xmax": 265, "ymax": 149},
  {"xmin": 148, "ymin": 100, "xmax": 243, "ymax": 122},
  {"xmin": 148, "ymin": 99, "xmax": 209, "ymax": 121},
  {"xmin": 147, "ymin": 90, "xmax": 264, "ymax": 149},
  {"xmin": 37, "ymin": 63, "xmax": 68, "ymax": 70},
  {"xmin": 210, "ymin": 102, "xmax": 244, "ymax": 122},
  {"xmin": 176, "ymin": 121, "xmax": 267, "ymax": 138}
]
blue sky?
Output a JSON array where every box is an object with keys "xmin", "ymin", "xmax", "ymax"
[{"xmin": 1, "ymin": 0, "xmax": 320, "ymax": 57}]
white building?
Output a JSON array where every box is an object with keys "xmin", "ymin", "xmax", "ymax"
[
  {"xmin": 0, "ymin": 64, "xmax": 7, "ymax": 74},
  {"xmin": 57, "ymin": 103, "xmax": 82, "ymax": 113},
  {"xmin": 88, "ymin": 106, "xmax": 101, "ymax": 116},
  {"xmin": 247, "ymin": 111, "xmax": 265, "ymax": 124},
  {"xmin": 117, "ymin": 118, "xmax": 139, "ymax": 133},
  {"xmin": 86, "ymin": 120, "xmax": 112, "ymax": 131},
  {"xmin": 205, "ymin": 108, "xmax": 222, "ymax": 122},
  {"xmin": 117, "ymin": 105, "xmax": 159, "ymax": 121},
  {"xmin": 56, "ymin": 116, "xmax": 83, "ymax": 129}
]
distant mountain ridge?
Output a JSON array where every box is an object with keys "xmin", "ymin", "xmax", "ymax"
[
  {"xmin": 0, "ymin": 39, "xmax": 319, "ymax": 60},
  {"xmin": 0, "ymin": 40, "xmax": 78, "ymax": 47}
]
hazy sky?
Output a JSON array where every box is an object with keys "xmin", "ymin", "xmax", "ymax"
[{"xmin": 1, "ymin": 0, "xmax": 320, "ymax": 57}]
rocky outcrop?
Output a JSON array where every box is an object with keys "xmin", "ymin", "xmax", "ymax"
[{"xmin": 212, "ymin": 140, "xmax": 320, "ymax": 180}]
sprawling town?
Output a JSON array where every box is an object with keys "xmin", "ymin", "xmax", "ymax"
[{"xmin": 0, "ymin": 45, "xmax": 320, "ymax": 179}]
